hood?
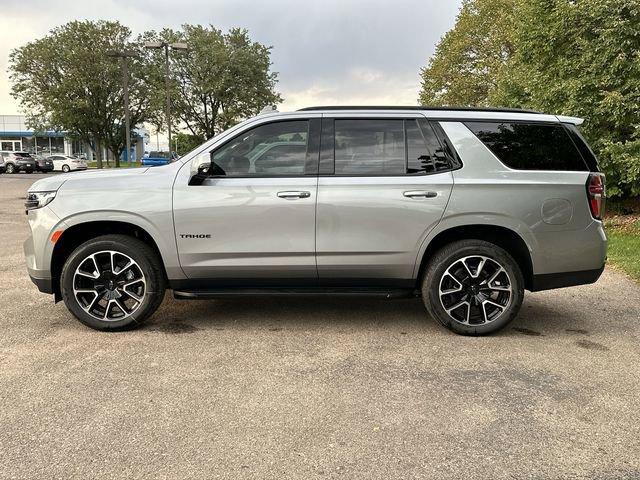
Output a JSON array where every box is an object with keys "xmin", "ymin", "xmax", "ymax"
[{"xmin": 28, "ymin": 167, "xmax": 150, "ymax": 192}]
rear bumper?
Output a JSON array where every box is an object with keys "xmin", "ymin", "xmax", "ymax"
[{"xmin": 530, "ymin": 265, "xmax": 605, "ymax": 292}]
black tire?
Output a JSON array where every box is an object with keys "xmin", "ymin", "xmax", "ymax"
[
  {"xmin": 62, "ymin": 164, "xmax": 70, "ymax": 173},
  {"xmin": 422, "ymin": 239, "xmax": 524, "ymax": 336},
  {"xmin": 60, "ymin": 234, "xmax": 166, "ymax": 331},
  {"xmin": 5, "ymin": 163, "xmax": 15, "ymax": 174}
]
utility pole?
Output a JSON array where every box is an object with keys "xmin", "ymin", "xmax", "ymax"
[
  {"xmin": 107, "ymin": 50, "xmax": 137, "ymax": 166},
  {"xmin": 144, "ymin": 41, "xmax": 188, "ymax": 153}
]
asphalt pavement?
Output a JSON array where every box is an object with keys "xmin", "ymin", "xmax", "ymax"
[{"xmin": 1, "ymin": 172, "xmax": 639, "ymax": 479}]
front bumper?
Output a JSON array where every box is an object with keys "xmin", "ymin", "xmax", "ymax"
[
  {"xmin": 29, "ymin": 273, "xmax": 54, "ymax": 294},
  {"xmin": 23, "ymin": 205, "xmax": 65, "ymax": 296}
]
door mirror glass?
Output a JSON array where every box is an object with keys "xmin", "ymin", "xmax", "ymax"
[{"xmin": 189, "ymin": 153, "xmax": 212, "ymax": 185}]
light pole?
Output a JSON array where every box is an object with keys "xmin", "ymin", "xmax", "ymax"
[
  {"xmin": 106, "ymin": 50, "xmax": 137, "ymax": 166},
  {"xmin": 144, "ymin": 41, "xmax": 188, "ymax": 154}
]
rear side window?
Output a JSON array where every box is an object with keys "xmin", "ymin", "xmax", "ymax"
[
  {"xmin": 329, "ymin": 118, "xmax": 453, "ymax": 176},
  {"xmin": 465, "ymin": 122, "xmax": 588, "ymax": 171},
  {"xmin": 335, "ymin": 119, "xmax": 405, "ymax": 175}
]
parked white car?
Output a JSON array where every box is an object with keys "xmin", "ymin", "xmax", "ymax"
[{"xmin": 47, "ymin": 155, "xmax": 88, "ymax": 173}]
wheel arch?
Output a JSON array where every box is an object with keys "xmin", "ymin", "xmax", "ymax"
[
  {"xmin": 50, "ymin": 220, "xmax": 169, "ymax": 301},
  {"xmin": 415, "ymin": 224, "xmax": 534, "ymax": 291}
]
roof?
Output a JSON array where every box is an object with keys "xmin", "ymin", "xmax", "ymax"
[
  {"xmin": 294, "ymin": 105, "xmax": 583, "ymax": 125},
  {"xmin": 298, "ymin": 105, "xmax": 541, "ymax": 114}
]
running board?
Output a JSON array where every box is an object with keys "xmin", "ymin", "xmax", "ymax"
[{"xmin": 173, "ymin": 288, "xmax": 417, "ymax": 300}]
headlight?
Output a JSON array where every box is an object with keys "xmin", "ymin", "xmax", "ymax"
[{"xmin": 25, "ymin": 191, "xmax": 56, "ymax": 211}]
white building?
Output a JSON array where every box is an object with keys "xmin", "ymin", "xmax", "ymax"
[{"xmin": 0, "ymin": 115, "xmax": 148, "ymax": 162}]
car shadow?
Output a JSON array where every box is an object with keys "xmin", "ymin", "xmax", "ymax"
[{"xmin": 137, "ymin": 292, "xmax": 592, "ymax": 339}]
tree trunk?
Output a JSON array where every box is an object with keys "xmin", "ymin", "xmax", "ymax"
[
  {"xmin": 94, "ymin": 139, "xmax": 103, "ymax": 169},
  {"xmin": 112, "ymin": 145, "xmax": 121, "ymax": 168}
]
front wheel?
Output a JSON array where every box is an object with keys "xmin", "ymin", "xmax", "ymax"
[
  {"xmin": 60, "ymin": 234, "xmax": 166, "ymax": 330},
  {"xmin": 62, "ymin": 164, "xmax": 70, "ymax": 173},
  {"xmin": 422, "ymin": 240, "xmax": 524, "ymax": 336}
]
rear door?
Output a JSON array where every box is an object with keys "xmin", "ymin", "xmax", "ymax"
[
  {"xmin": 172, "ymin": 116, "xmax": 321, "ymax": 284},
  {"xmin": 316, "ymin": 115, "xmax": 455, "ymax": 285}
]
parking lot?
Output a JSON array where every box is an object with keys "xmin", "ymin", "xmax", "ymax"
[{"xmin": 1, "ymin": 172, "xmax": 639, "ymax": 479}]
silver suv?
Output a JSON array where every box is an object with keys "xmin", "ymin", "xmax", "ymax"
[{"xmin": 23, "ymin": 107, "xmax": 607, "ymax": 335}]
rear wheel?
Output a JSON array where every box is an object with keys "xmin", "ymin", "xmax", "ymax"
[
  {"xmin": 422, "ymin": 240, "xmax": 524, "ymax": 336},
  {"xmin": 60, "ymin": 234, "xmax": 166, "ymax": 330},
  {"xmin": 62, "ymin": 164, "xmax": 70, "ymax": 173},
  {"xmin": 5, "ymin": 163, "xmax": 15, "ymax": 174}
]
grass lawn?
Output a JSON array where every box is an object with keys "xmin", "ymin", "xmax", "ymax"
[
  {"xmin": 86, "ymin": 161, "xmax": 140, "ymax": 169},
  {"xmin": 605, "ymin": 214, "xmax": 640, "ymax": 282}
]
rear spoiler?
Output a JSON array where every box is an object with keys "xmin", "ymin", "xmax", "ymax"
[{"xmin": 556, "ymin": 115, "xmax": 584, "ymax": 126}]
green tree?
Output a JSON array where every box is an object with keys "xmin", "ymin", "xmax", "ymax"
[
  {"xmin": 419, "ymin": 0, "xmax": 640, "ymax": 198},
  {"xmin": 143, "ymin": 25, "xmax": 282, "ymax": 140},
  {"xmin": 174, "ymin": 131, "xmax": 205, "ymax": 157},
  {"xmin": 9, "ymin": 20, "xmax": 152, "ymax": 168},
  {"xmin": 418, "ymin": 0, "xmax": 516, "ymax": 106},
  {"xmin": 492, "ymin": 0, "xmax": 640, "ymax": 198}
]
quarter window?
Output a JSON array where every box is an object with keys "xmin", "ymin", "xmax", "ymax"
[
  {"xmin": 211, "ymin": 120, "xmax": 309, "ymax": 176},
  {"xmin": 407, "ymin": 119, "xmax": 451, "ymax": 174},
  {"xmin": 465, "ymin": 122, "xmax": 588, "ymax": 171}
]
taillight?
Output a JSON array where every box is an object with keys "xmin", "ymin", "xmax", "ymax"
[{"xmin": 586, "ymin": 173, "xmax": 605, "ymax": 220}]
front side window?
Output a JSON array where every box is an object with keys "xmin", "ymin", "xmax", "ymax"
[
  {"xmin": 465, "ymin": 121, "xmax": 588, "ymax": 171},
  {"xmin": 211, "ymin": 120, "xmax": 309, "ymax": 176}
]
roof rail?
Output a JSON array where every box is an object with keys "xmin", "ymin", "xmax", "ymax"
[{"xmin": 297, "ymin": 105, "xmax": 541, "ymax": 114}]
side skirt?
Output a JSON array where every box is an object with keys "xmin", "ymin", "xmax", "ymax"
[{"xmin": 173, "ymin": 287, "xmax": 418, "ymax": 300}]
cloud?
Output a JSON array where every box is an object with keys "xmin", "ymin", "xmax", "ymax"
[{"xmin": 0, "ymin": 0, "xmax": 462, "ymax": 114}]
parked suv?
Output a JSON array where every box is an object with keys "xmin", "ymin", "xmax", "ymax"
[
  {"xmin": 1, "ymin": 151, "xmax": 37, "ymax": 173},
  {"xmin": 33, "ymin": 155, "xmax": 54, "ymax": 173},
  {"xmin": 23, "ymin": 107, "xmax": 606, "ymax": 335}
]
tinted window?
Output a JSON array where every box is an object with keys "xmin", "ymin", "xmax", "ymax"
[
  {"xmin": 406, "ymin": 119, "xmax": 451, "ymax": 174},
  {"xmin": 466, "ymin": 122, "xmax": 587, "ymax": 171},
  {"xmin": 564, "ymin": 123, "xmax": 598, "ymax": 172},
  {"xmin": 254, "ymin": 144, "xmax": 307, "ymax": 174},
  {"xmin": 335, "ymin": 119, "xmax": 405, "ymax": 175},
  {"xmin": 212, "ymin": 121, "xmax": 308, "ymax": 176}
]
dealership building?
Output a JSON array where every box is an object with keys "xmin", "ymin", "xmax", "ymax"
[{"xmin": 0, "ymin": 114, "xmax": 149, "ymax": 161}]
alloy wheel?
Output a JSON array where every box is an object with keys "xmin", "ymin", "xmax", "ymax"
[
  {"xmin": 73, "ymin": 250, "xmax": 146, "ymax": 321},
  {"xmin": 438, "ymin": 255, "xmax": 512, "ymax": 325}
]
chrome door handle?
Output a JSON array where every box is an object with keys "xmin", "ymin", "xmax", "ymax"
[
  {"xmin": 277, "ymin": 191, "xmax": 311, "ymax": 199},
  {"xmin": 403, "ymin": 190, "xmax": 438, "ymax": 198}
]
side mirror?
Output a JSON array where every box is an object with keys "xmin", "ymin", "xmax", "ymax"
[{"xmin": 188, "ymin": 153, "xmax": 211, "ymax": 186}]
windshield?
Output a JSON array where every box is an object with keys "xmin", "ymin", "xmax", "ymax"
[{"xmin": 14, "ymin": 152, "xmax": 32, "ymax": 158}]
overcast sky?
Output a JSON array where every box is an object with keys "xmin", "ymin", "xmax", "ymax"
[{"xmin": 0, "ymin": 0, "xmax": 462, "ymax": 116}]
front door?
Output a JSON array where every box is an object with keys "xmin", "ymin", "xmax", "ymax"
[
  {"xmin": 316, "ymin": 116, "xmax": 454, "ymax": 285},
  {"xmin": 173, "ymin": 117, "xmax": 321, "ymax": 285}
]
